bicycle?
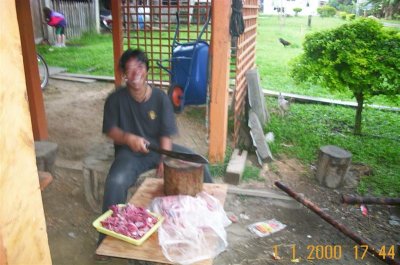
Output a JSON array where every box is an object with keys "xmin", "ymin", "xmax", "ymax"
[{"xmin": 37, "ymin": 53, "xmax": 49, "ymax": 89}]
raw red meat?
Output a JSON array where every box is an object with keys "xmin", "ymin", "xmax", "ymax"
[{"xmin": 101, "ymin": 204, "xmax": 158, "ymax": 239}]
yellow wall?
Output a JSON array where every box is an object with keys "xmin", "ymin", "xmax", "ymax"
[{"xmin": 0, "ymin": 1, "xmax": 52, "ymax": 264}]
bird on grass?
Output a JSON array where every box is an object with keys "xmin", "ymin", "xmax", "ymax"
[
  {"xmin": 278, "ymin": 93, "xmax": 291, "ymax": 116},
  {"xmin": 279, "ymin": 38, "xmax": 291, "ymax": 47}
]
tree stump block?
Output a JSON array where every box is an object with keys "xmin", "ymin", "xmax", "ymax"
[
  {"xmin": 316, "ymin": 145, "xmax": 352, "ymax": 189},
  {"xmin": 163, "ymin": 158, "xmax": 204, "ymax": 196}
]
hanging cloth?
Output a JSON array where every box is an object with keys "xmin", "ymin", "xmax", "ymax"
[{"xmin": 230, "ymin": 0, "xmax": 245, "ymax": 37}]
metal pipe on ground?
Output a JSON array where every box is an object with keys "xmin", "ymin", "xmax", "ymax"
[
  {"xmin": 275, "ymin": 181, "xmax": 400, "ymax": 265},
  {"xmin": 341, "ymin": 194, "xmax": 400, "ymax": 205}
]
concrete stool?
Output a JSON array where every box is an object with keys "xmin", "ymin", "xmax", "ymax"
[
  {"xmin": 35, "ymin": 141, "xmax": 58, "ymax": 174},
  {"xmin": 316, "ymin": 145, "xmax": 352, "ymax": 189}
]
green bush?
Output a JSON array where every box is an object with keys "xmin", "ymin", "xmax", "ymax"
[
  {"xmin": 290, "ymin": 18, "xmax": 400, "ymax": 135},
  {"xmin": 293, "ymin": 7, "xmax": 302, "ymax": 16},
  {"xmin": 339, "ymin": 11, "xmax": 347, "ymax": 19},
  {"xmin": 346, "ymin": 13, "xmax": 356, "ymax": 20},
  {"xmin": 317, "ymin": 6, "xmax": 337, "ymax": 17}
]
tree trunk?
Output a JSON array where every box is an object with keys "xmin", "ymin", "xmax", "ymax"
[
  {"xmin": 354, "ymin": 92, "xmax": 364, "ymax": 135},
  {"xmin": 384, "ymin": 6, "xmax": 393, "ymax": 19}
]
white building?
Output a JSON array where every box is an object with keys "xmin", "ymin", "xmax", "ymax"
[{"xmin": 261, "ymin": 0, "xmax": 329, "ymax": 16}]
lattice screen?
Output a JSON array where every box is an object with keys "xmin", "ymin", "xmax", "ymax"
[
  {"xmin": 122, "ymin": 0, "xmax": 212, "ymax": 89},
  {"xmin": 120, "ymin": 0, "xmax": 259, "ymax": 146},
  {"xmin": 231, "ymin": 0, "xmax": 258, "ymax": 144}
]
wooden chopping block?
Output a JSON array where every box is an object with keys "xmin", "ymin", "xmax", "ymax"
[{"xmin": 163, "ymin": 157, "xmax": 204, "ymax": 196}]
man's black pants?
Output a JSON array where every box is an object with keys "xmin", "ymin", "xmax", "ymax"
[{"xmin": 98, "ymin": 144, "xmax": 212, "ymax": 245}]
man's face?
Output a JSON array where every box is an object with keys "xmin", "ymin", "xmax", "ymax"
[{"xmin": 124, "ymin": 58, "xmax": 148, "ymax": 90}]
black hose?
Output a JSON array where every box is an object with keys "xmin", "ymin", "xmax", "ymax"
[{"xmin": 230, "ymin": 0, "xmax": 245, "ymax": 37}]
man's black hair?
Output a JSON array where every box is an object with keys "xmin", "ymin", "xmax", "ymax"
[
  {"xmin": 43, "ymin": 7, "xmax": 52, "ymax": 19},
  {"xmin": 119, "ymin": 48, "xmax": 149, "ymax": 72}
]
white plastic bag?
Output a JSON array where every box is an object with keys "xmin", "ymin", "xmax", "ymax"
[{"xmin": 150, "ymin": 192, "xmax": 231, "ymax": 265}]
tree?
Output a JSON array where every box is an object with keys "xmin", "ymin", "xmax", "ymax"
[
  {"xmin": 290, "ymin": 18, "xmax": 400, "ymax": 135},
  {"xmin": 317, "ymin": 5, "xmax": 338, "ymax": 17},
  {"xmin": 293, "ymin": 7, "xmax": 303, "ymax": 16},
  {"xmin": 367, "ymin": 0, "xmax": 400, "ymax": 19}
]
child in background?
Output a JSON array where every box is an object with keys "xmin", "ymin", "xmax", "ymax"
[{"xmin": 43, "ymin": 7, "xmax": 67, "ymax": 47}]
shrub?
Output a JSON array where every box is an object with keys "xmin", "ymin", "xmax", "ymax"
[
  {"xmin": 290, "ymin": 18, "xmax": 400, "ymax": 135},
  {"xmin": 346, "ymin": 13, "xmax": 356, "ymax": 20},
  {"xmin": 339, "ymin": 11, "xmax": 347, "ymax": 19},
  {"xmin": 293, "ymin": 7, "xmax": 302, "ymax": 16},
  {"xmin": 317, "ymin": 5, "xmax": 337, "ymax": 17}
]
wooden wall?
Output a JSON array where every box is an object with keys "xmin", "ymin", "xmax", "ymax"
[{"xmin": 0, "ymin": 1, "xmax": 52, "ymax": 264}]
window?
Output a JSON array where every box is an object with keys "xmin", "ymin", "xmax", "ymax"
[{"xmin": 162, "ymin": 0, "xmax": 178, "ymax": 5}]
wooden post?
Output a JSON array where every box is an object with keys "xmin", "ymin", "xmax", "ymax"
[
  {"xmin": 316, "ymin": 145, "xmax": 352, "ymax": 188},
  {"xmin": 164, "ymin": 158, "xmax": 204, "ymax": 196},
  {"xmin": 111, "ymin": 0, "xmax": 123, "ymax": 87},
  {"xmin": 208, "ymin": 0, "xmax": 231, "ymax": 163},
  {"xmin": 95, "ymin": 0, "xmax": 100, "ymax": 33},
  {"xmin": 16, "ymin": 0, "xmax": 48, "ymax": 140}
]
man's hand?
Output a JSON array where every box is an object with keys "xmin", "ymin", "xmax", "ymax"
[
  {"xmin": 124, "ymin": 133, "xmax": 149, "ymax": 153},
  {"xmin": 156, "ymin": 136, "xmax": 172, "ymax": 177},
  {"xmin": 106, "ymin": 127, "xmax": 149, "ymax": 153}
]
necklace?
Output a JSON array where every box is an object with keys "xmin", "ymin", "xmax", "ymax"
[
  {"xmin": 140, "ymin": 84, "xmax": 148, "ymax": 102},
  {"xmin": 131, "ymin": 84, "xmax": 149, "ymax": 103}
]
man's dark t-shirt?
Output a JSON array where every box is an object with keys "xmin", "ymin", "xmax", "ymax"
[{"xmin": 102, "ymin": 86, "xmax": 177, "ymax": 154}]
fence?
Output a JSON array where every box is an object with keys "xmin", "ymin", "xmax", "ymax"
[
  {"xmin": 30, "ymin": 0, "xmax": 97, "ymax": 44},
  {"xmin": 51, "ymin": 0, "xmax": 97, "ymax": 40}
]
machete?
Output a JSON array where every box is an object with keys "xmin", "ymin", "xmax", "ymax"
[{"xmin": 147, "ymin": 143, "xmax": 209, "ymax": 164}]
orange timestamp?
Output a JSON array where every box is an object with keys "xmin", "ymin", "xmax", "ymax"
[{"xmin": 272, "ymin": 244, "xmax": 397, "ymax": 261}]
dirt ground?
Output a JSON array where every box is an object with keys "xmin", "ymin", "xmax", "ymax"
[{"xmin": 41, "ymin": 79, "xmax": 399, "ymax": 265}]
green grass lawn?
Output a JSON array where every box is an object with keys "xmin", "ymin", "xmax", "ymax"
[
  {"xmin": 37, "ymin": 16, "xmax": 399, "ymax": 195},
  {"xmin": 256, "ymin": 15, "xmax": 400, "ymax": 107},
  {"xmin": 37, "ymin": 33, "xmax": 114, "ymax": 76},
  {"xmin": 266, "ymin": 97, "xmax": 400, "ymax": 196}
]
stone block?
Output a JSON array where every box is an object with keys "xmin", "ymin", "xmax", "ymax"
[
  {"xmin": 316, "ymin": 145, "xmax": 352, "ymax": 189},
  {"xmin": 224, "ymin": 149, "xmax": 248, "ymax": 185},
  {"xmin": 35, "ymin": 141, "xmax": 58, "ymax": 174}
]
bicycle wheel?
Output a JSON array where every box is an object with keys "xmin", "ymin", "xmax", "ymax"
[{"xmin": 37, "ymin": 53, "xmax": 49, "ymax": 89}]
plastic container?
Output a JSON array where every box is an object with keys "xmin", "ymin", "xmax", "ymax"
[
  {"xmin": 92, "ymin": 204, "xmax": 164, "ymax": 246},
  {"xmin": 170, "ymin": 41, "xmax": 209, "ymax": 106}
]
